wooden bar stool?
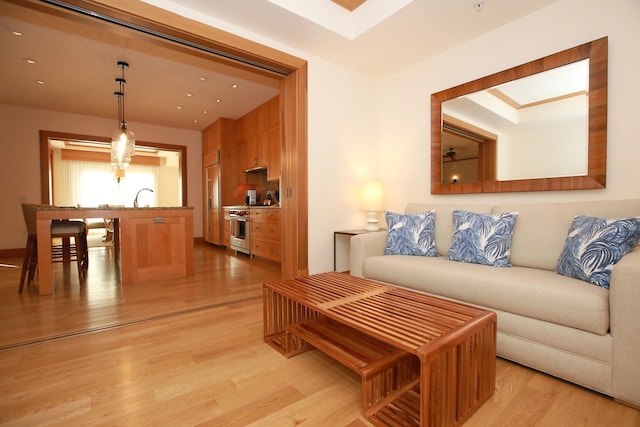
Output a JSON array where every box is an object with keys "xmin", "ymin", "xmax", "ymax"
[{"xmin": 19, "ymin": 203, "xmax": 89, "ymax": 294}]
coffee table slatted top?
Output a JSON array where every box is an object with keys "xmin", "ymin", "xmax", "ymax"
[{"xmin": 266, "ymin": 272, "xmax": 493, "ymax": 360}]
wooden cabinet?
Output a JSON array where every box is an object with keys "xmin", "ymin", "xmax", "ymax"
[
  {"xmin": 202, "ymin": 120, "xmax": 221, "ymax": 167},
  {"xmin": 237, "ymin": 96, "xmax": 280, "ymax": 177},
  {"xmin": 250, "ymin": 208, "xmax": 280, "ymax": 262},
  {"xmin": 222, "ymin": 208, "xmax": 230, "ymax": 247},
  {"xmin": 202, "ymin": 118, "xmax": 237, "ymax": 245},
  {"xmin": 239, "ymin": 135, "xmax": 268, "ymax": 171},
  {"xmin": 269, "ymin": 96, "xmax": 279, "ymax": 128},
  {"xmin": 34, "ymin": 207, "xmax": 194, "ymax": 294},
  {"xmin": 267, "ymin": 127, "xmax": 281, "ymax": 181},
  {"xmin": 247, "ymin": 135, "xmax": 268, "ymax": 170},
  {"xmin": 242, "ymin": 109, "xmax": 258, "ymax": 140},
  {"xmin": 256, "ymin": 134, "xmax": 269, "ymax": 167},
  {"xmin": 204, "ymin": 164, "xmax": 220, "ymax": 244},
  {"xmin": 123, "ymin": 215, "xmax": 191, "ymax": 283}
]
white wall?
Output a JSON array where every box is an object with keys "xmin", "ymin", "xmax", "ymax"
[
  {"xmin": 506, "ymin": 121, "xmax": 587, "ymax": 180},
  {"xmin": 378, "ymin": 0, "xmax": 640, "ymax": 212},
  {"xmin": 307, "ymin": 57, "xmax": 379, "ymax": 273},
  {"xmin": 0, "ymin": 104, "xmax": 202, "ymax": 250}
]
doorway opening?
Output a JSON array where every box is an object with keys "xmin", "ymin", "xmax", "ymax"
[
  {"xmin": 21, "ymin": 0, "xmax": 308, "ymax": 279},
  {"xmin": 442, "ymin": 117, "xmax": 497, "ymax": 185},
  {"xmin": 40, "ymin": 130, "xmax": 188, "ymax": 207}
]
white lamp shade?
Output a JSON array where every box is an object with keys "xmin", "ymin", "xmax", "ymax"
[{"xmin": 361, "ymin": 180, "xmax": 384, "ymax": 211}]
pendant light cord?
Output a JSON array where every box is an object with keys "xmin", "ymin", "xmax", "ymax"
[{"xmin": 115, "ymin": 61, "xmax": 128, "ymax": 130}]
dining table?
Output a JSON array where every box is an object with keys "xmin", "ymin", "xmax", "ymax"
[{"xmin": 35, "ymin": 206, "xmax": 194, "ymax": 296}]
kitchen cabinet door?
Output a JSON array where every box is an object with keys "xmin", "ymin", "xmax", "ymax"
[
  {"xmin": 202, "ymin": 120, "xmax": 221, "ymax": 167},
  {"xmin": 267, "ymin": 127, "xmax": 281, "ymax": 181},
  {"xmin": 204, "ymin": 163, "xmax": 221, "ymax": 245},
  {"xmin": 223, "ymin": 216, "xmax": 230, "ymax": 248},
  {"xmin": 257, "ymin": 133, "xmax": 269, "ymax": 168},
  {"xmin": 250, "ymin": 208, "xmax": 281, "ymax": 262}
]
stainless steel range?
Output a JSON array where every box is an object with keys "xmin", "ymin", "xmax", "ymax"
[{"xmin": 228, "ymin": 207, "xmax": 251, "ymax": 255}]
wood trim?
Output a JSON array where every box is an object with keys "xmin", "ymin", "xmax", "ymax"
[
  {"xmin": 39, "ymin": 130, "xmax": 188, "ymax": 205},
  {"xmin": 280, "ymin": 64, "xmax": 309, "ymax": 278},
  {"xmin": 442, "ymin": 116, "xmax": 497, "ymax": 183},
  {"xmin": 331, "ymin": 0, "xmax": 367, "ymax": 12},
  {"xmin": 431, "ymin": 37, "xmax": 607, "ymax": 194},
  {"xmin": 61, "ymin": 149, "xmax": 161, "ymax": 166},
  {"xmin": 27, "ymin": 0, "xmax": 308, "ymax": 279},
  {"xmin": 21, "ymin": 0, "xmax": 306, "ymax": 75}
]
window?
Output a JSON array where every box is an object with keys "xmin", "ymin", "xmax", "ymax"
[
  {"xmin": 41, "ymin": 131, "xmax": 187, "ymax": 207},
  {"xmin": 55, "ymin": 159, "xmax": 158, "ymax": 207}
]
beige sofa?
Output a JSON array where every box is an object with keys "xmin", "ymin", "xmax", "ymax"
[{"xmin": 349, "ymin": 199, "xmax": 640, "ymax": 408}]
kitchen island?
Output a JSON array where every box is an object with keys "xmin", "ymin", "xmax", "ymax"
[{"xmin": 35, "ymin": 206, "xmax": 194, "ymax": 295}]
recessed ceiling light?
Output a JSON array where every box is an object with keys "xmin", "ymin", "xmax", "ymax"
[
  {"xmin": 24, "ymin": 58, "xmax": 36, "ymax": 64},
  {"xmin": 186, "ymin": 93, "xmax": 193, "ymax": 97},
  {"xmin": 203, "ymin": 110, "xmax": 208, "ymax": 114},
  {"xmin": 194, "ymin": 119, "xmax": 199, "ymax": 123},
  {"xmin": 216, "ymin": 99, "xmax": 221, "ymax": 103},
  {"xmin": 36, "ymin": 80, "xmax": 45, "ymax": 85},
  {"xmin": 177, "ymin": 106, "xmax": 183, "ymax": 110},
  {"xmin": 231, "ymin": 83, "xmax": 238, "ymax": 89},
  {"xmin": 199, "ymin": 77, "xmax": 207, "ymax": 81},
  {"xmin": 12, "ymin": 30, "xmax": 23, "ymax": 36}
]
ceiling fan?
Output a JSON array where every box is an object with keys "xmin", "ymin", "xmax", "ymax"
[{"xmin": 444, "ymin": 147, "xmax": 457, "ymax": 161}]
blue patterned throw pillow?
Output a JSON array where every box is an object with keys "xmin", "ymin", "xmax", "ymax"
[
  {"xmin": 384, "ymin": 210, "xmax": 438, "ymax": 256},
  {"xmin": 446, "ymin": 210, "xmax": 518, "ymax": 267},
  {"xmin": 556, "ymin": 215, "xmax": 640, "ymax": 289}
]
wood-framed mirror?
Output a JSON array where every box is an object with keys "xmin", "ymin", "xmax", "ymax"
[{"xmin": 431, "ymin": 37, "xmax": 607, "ymax": 194}]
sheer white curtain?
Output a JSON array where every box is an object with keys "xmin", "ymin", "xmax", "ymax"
[{"xmin": 57, "ymin": 160, "xmax": 158, "ymax": 207}]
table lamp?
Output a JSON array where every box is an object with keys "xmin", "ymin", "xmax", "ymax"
[{"xmin": 361, "ymin": 180, "xmax": 384, "ymax": 231}]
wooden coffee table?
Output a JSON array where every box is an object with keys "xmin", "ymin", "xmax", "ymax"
[{"xmin": 263, "ymin": 272, "xmax": 496, "ymax": 427}]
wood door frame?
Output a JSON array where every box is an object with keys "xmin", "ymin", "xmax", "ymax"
[{"xmin": 23, "ymin": 0, "xmax": 308, "ymax": 279}]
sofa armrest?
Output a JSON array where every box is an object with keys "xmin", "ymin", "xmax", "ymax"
[
  {"xmin": 610, "ymin": 246, "xmax": 640, "ymax": 407},
  {"xmin": 349, "ymin": 231, "xmax": 387, "ymax": 277}
]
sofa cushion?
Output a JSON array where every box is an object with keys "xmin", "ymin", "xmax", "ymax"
[
  {"xmin": 446, "ymin": 210, "xmax": 518, "ymax": 267},
  {"xmin": 383, "ymin": 210, "xmax": 438, "ymax": 256},
  {"xmin": 363, "ymin": 255, "xmax": 610, "ymax": 335},
  {"xmin": 556, "ymin": 215, "xmax": 640, "ymax": 289},
  {"xmin": 405, "ymin": 203, "xmax": 492, "ymax": 256}
]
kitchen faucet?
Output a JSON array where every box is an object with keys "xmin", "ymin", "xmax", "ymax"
[{"xmin": 133, "ymin": 188, "xmax": 154, "ymax": 208}]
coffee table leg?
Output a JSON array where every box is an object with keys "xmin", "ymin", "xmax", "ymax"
[{"xmin": 263, "ymin": 285, "xmax": 318, "ymax": 356}]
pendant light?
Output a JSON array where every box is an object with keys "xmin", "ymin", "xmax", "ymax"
[{"xmin": 111, "ymin": 61, "xmax": 135, "ymax": 169}]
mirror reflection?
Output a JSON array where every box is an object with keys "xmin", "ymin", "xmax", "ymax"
[
  {"xmin": 442, "ymin": 60, "xmax": 589, "ymax": 185},
  {"xmin": 431, "ymin": 37, "xmax": 607, "ymax": 194}
]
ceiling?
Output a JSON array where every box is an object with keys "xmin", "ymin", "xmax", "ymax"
[
  {"xmin": 1, "ymin": 0, "xmax": 561, "ymax": 133},
  {"xmin": 149, "ymin": 0, "xmax": 561, "ymax": 77},
  {"xmin": 0, "ymin": 0, "xmax": 280, "ymax": 133}
]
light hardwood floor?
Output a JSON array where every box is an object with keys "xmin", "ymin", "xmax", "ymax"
[{"xmin": 1, "ymin": 244, "xmax": 638, "ymax": 426}]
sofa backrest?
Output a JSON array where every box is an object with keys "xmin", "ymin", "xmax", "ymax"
[
  {"xmin": 405, "ymin": 203, "xmax": 492, "ymax": 257},
  {"xmin": 495, "ymin": 199, "xmax": 640, "ymax": 271},
  {"xmin": 404, "ymin": 199, "xmax": 640, "ymax": 271}
]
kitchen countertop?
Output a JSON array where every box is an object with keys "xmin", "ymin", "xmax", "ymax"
[
  {"xmin": 35, "ymin": 206, "xmax": 193, "ymax": 211},
  {"xmin": 223, "ymin": 205, "xmax": 280, "ymax": 209},
  {"xmin": 33, "ymin": 205, "xmax": 194, "ymax": 295}
]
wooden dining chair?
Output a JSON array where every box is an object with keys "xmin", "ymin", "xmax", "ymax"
[{"xmin": 19, "ymin": 203, "xmax": 89, "ymax": 294}]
